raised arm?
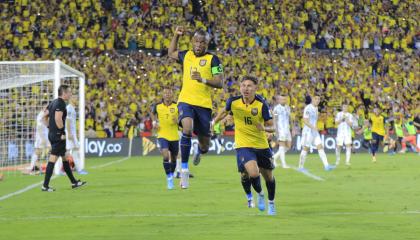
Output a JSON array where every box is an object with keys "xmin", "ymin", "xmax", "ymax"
[{"xmin": 168, "ymin": 26, "xmax": 184, "ymax": 60}]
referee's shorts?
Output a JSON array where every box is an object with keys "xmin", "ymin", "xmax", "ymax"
[{"xmin": 48, "ymin": 132, "xmax": 66, "ymax": 157}]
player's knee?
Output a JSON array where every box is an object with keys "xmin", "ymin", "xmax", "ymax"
[
  {"xmin": 248, "ymin": 171, "xmax": 259, "ymax": 178},
  {"xmin": 182, "ymin": 128, "xmax": 193, "ymax": 136}
]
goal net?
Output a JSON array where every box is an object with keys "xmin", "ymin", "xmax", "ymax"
[{"xmin": 0, "ymin": 60, "xmax": 85, "ymax": 178}]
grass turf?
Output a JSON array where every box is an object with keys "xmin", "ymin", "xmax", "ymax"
[{"xmin": 0, "ymin": 153, "xmax": 419, "ymax": 240}]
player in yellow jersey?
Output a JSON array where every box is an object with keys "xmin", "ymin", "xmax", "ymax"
[
  {"xmin": 213, "ymin": 76, "xmax": 277, "ymax": 215},
  {"xmin": 168, "ymin": 27, "xmax": 224, "ymax": 189},
  {"xmin": 151, "ymin": 87, "xmax": 179, "ymax": 190},
  {"xmin": 370, "ymin": 107, "xmax": 386, "ymax": 162}
]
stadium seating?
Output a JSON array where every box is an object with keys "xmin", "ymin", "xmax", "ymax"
[{"xmin": 0, "ymin": 0, "xmax": 418, "ymax": 137}]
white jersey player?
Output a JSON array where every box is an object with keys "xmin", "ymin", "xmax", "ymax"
[
  {"xmin": 335, "ymin": 104, "xmax": 354, "ymax": 166},
  {"xmin": 298, "ymin": 95, "xmax": 334, "ymax": 171},
  {"xmin": 55, "ymin": 97, "xmax": 87, "ymax": 175},
  {"xmin": 272, "ymin": 95, "xmax": 292, "ymax": 168},
  {"xmin": 30, "ymin": 106, "xmax": 50, "ymax": 172}
]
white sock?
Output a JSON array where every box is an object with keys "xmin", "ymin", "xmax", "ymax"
[
  {"xmin": 176, "ymin": 157, "xmax": 181, "ymax": 172},
  {"xmin": 346, "ymin": 147, "xmax": 351, "ymax": 164},
  {"xmin": 335, "ymin": 147, "xmax": 341, "ymax": 165},
  {"xmin": 299, "ymin": 150, "xmax": 308, "ymax": 169},
  {"xmin": 273, "ymin": 150, "xmax": 281, "ymax": 166},
  {"xmin": 279, "ymin": 146, "xmax": 287, "ymax": 167},
  {"xmin": 54, "ymin": 158, "xmax": 63, "ymax": 175},
  {"xmin": 30, "ymin": 153, "xmax": 38, "ymax": 169},
  {"xmin": 72, "ymin": 150, "xmax": 81, "ymax": 171},
  {"xmin": 318, "ymin": 149, "xmax": 329, "ymax": 168}
]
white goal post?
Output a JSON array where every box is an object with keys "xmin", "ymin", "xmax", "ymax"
[{"xmin": 0, "ymin": 60, "xmax": 85, "ymax": 175}]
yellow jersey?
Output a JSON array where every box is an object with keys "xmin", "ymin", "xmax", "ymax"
[
  {"xmin": 153, "ymin": 102, "xmax": 179, "ymax": 141},
  {"xmin": 226, "ymin": 95, "xmax": 272, "ymax": 149},
  {"xmin": 177, "ymin": 50, "xmax": 223, "ymax": 109},
  {"xmin": 370, "ymin": 114, "xmax": 385, "ymax": 136}
]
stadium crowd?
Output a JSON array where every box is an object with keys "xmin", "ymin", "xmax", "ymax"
[{"xmin": 0, "ymin": 0, "xmax": 418, "ymax": 138}]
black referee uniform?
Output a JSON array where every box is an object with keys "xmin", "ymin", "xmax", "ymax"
[
  {"xmin": 42, "ymin": 93, "xmax": 86, "ymax": 191},
  {"xmin": 48, "ymin": 98, "xmax": 67, "ymax": 156}
]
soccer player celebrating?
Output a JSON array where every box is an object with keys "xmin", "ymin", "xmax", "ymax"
[
  {"xmin": 298, "ymin": 95, "xmax": 335, "ymax": 171},
  {"xmin": 272, "ymin": 94, "xmax": 292, "ymax": 168},
  {"xmin": 213, "ymin": 76, "xmax": 277, "ymax": 215},
  {"xmin": 335, "ymin": 104, "xmax": 354, "ymax": 166},
  {"xmin": 42, "ymin": 85, "xmax": 86, "ymax": 192},
  {"xmin": 65, "ymin": 96, "xmax": 87, "ymax": 174},
  {"xmin": 369, "ymin": 107, "xmax": 385, "ymax": 162},
  {"xmin": 151, "ymin": 87, "xmax": 179, "ymax": 190},
  {"xmin": 29, "ymin": 104, "xmax": 50, "ymax": 174},
  {"xmin": 168, "ymin": 26, "xmax": 224, "ymax": 189}
]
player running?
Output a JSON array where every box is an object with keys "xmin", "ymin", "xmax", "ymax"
[
  {"xmin": 298, "ymin": 95, "xmax": 335, "ymax": 171},
  {"xmin": 29, "ymin": 104, "xmax": 50, "ymax": 174},
  {"xmin": 42, "ymin": 85, "xmax": 86, "ymax": 192},
  {"xmin": 213, "ymin": 76, "xmax": 277, "ymax": 215},
  {"xmin": 168, "ymin": 26, "xmax": 224, "ymax": 189},
  {"xmin": 151, "ymin": 87, "xmax": 179, "ymax": 190},
  {"xmin": 272, "ymin": 94, "xmax": 292, "ymax": 168},
  {"xmin": 335, "ymin": 104, "xmax": 354, "ymax": 166}
]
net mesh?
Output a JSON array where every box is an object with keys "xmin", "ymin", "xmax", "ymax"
[{"xmin": 0, "ymin": 61, "xmax": 83, "ymax": 178}]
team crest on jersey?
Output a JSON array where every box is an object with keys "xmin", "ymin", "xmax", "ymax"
[
  {"xmin": 199, "ymin": 59, "xmax": 207, "ymax": 66},
  {"xmin": 170, "ymin": 108, "xmax": 175, "ymax": 113},
  {"xmin": 251, "ymin": 108, "xmax": 258, "ymax": 116}
]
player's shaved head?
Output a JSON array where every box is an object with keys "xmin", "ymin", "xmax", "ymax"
[{"xmin": 192, "ymin": 29, "xmax": 210, "ymax": 57}]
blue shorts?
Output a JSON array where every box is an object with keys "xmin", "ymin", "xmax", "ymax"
[
  {"xmin": 178, "ymin": 102, "xmax": 212, "ymax": 137},
  {"xmin": 157, "ymin": 138, "xmax": 179, "ymax": 156},
  {"xmin": 236, "ymin": 148, "xmax": 274, "ymax": 173},
  {"xmin": 372, "ymin": 132, "xmax": 384, "ymax": 144}
]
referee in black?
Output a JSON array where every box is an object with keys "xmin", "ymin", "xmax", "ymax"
[{"xmin": 42, "ymin": 85, "xmax": 86, "ymax": 191}]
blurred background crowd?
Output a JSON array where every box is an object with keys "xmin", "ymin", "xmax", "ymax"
[{"xmin": 0, "ymin": 0, "xmax": 418, "ymax": 138}]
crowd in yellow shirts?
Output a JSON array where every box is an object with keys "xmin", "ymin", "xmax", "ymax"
[{"xmin": 0, "ymin": 0, "xmax": 418, "ymax": 137}]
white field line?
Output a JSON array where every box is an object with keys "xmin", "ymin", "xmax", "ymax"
[
  {"xmin": 0, "ymin": 156, "xmax": 131, "ymax": 202},
  {"xmin": 90, "ymin": 157, "xmax": 130, "ymax": 169},
  {"xmin": 290, "ymin": 166, "xmax": 325, "ymax": 181},
  {"xmin": 0, "ymin": 211, "xmax": 420, "ymax": 221}
]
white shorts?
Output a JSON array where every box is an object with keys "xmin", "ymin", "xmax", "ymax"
[
  {"xmin": 34, "ymin": 136, "xmax": 50, "ymax": 149},
  {"xmin": 277, "ymin": 129, "xmax": 292, "ymax": 142},
  {"xmin": 66, "ymin": 138, "xmax": 80, "ymax": 150},
  {"xmin": 336, "ymin": 132, "xmax": 352, "ymax": 146},
  {"xmin": 301, "ymin": 130, "xmax": 322, "ymax": 148}
]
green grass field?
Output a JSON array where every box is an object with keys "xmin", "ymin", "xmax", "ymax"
[{"xmin": 1, "ymin": 153, "xmax": 419, "ymax": 240}]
